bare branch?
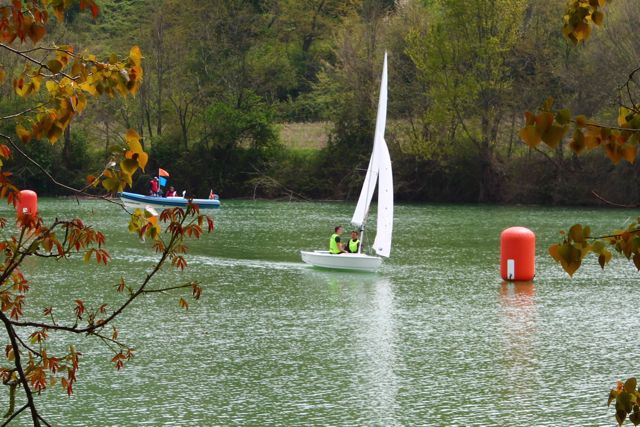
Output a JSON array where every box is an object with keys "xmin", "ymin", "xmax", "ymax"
[
  {"xmin": 592, "ymin": 190, "xmax": 640, "ymax": 208},
  {"xmin": 0, "ymin": 42, "xmax": 76, "ymax": 81},
  {"xmin": 0, "ymin": 102, "xmax": 51, "ymax": 121},
  {"xmin": 1, "ymin": 403, "xmax": 30, "ymax": 427},
  {"xmin": 0, "ymin": 133, "xmax": 126, "ymax": 209},
  {"xmin": 141, "ymin": 281, "xmax": 199, "ymax": 294}
]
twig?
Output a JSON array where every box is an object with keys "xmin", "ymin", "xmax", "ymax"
[
  {"xmin": 1, "ymin": 403, "xmax": 29, "ymax": 427},
  {"xmin": 141, "ymin": 282, "xmax": 198, "ymax": 294},
  {"xmin": 0, "ymin": 43, "xmax": 76, "ymax": 81},
  {"xmin": 0, "ymin": 133, "xmax": 126, "ymax": 210},
  {"xmin": 0, "ymin": 102, "xmax": 51, "ymax": 121},
  {"xmin": 591, "ymin": 190, "xmax": 640, "ymax": 208}
]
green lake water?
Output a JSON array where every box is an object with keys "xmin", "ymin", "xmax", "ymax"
[{"xmin": 1, "ymin": 199, "xmax": 638, "ymax": 425}]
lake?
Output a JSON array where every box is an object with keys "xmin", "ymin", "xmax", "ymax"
[{"xmin": 2, "ymin": 199, "xmax": 637, "ymax": 425}]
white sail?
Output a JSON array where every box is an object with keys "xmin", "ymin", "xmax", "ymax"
[
  {"xmin": 351, "ymin": 52, "xmax": 388, "ymax": 229},
  {"xmin": 351, "ymin": 152, "xmax": 378, "ymax": 228},
  {"xmin": 373, "ymin": 137, "xmax": 393, "ymax": 257}
]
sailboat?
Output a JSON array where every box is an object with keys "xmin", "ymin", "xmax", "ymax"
[{"xmin": 300, "ymin": 52, "xmax": 393, "ymax": 272}]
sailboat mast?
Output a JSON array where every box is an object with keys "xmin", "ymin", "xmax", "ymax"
[{"xmin": 350, "ymin": 52, "xmax": 388, "ymax": 236}]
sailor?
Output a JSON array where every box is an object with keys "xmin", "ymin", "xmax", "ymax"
[
  {"xmin": 346, "ymin": 231, "xmax": 360, "ymax": 253},
  {"xmin": 329, "ymin": 226, "xmax": 347, "ymax": 254}
]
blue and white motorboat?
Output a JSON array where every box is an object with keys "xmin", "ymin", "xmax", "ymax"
[{"xmin": 119, "ymin": 191, "xmax": 220, "ymax": 211}]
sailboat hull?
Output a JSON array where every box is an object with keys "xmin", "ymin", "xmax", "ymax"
[{"xmin": 300, "ymin": 250, "xmax": 383, "ymax": 272}]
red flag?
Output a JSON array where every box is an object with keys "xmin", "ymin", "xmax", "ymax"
[{"xmin": 158, "ymin": 168, "xmax": 170, "ymax": 177}]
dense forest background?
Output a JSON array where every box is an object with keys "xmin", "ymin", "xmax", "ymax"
[{"xmin": 1, "ymin": 0, "xmax": 638, "ymax": 204}]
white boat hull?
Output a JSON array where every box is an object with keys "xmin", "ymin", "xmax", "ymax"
[
  {"xmin": 119, "ymin": 192, "xmax": 220, "ymax": 211},
  {"xmin": 300, "ymin": 250, "xmax": 383, "ymax": 272}
]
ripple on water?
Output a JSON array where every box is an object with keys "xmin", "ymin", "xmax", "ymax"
[{"xmin": 9, "ymin": 200, "xmax": 639, "ymax": 425}]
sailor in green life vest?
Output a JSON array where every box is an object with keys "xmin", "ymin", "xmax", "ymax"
[
  {"xmin": 329, "ymin": 226, "xmax": 347, "ymax": 254},
  {"xmin": 346, "ymin": 230, "xmax": 360, "ymax": 253}
]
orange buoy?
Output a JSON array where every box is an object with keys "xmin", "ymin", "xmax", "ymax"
[
  {"xmin": 500, "ymin": 226, "xmax": 535, "ymax": 281},
  {"xmin": 16, "ymin": 190, "xmax": 38, "ymax": 218}
]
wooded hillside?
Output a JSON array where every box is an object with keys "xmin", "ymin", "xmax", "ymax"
[{"xmin": 1, "ymin": 0, "xmax": 638, "ymax": 204}]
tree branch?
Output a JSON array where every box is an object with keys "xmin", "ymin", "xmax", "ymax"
[
  {"xmin": 0, "ymin": 43, "xmax": 76, "ymax": 81},
  {"xmin": 0, "ymin": 312, "xmax": 42, "ymax": 426},
  {"xmin": 591, "ymin": 190, "xmax": 640, "ymax": 208},
  {"xmin": 1, "ymin": 403, "xmax": 29, "ymax": 427},
  {"xmin": 11, "ymin": 211, "xmax": 194, "ymax": 333},
  {"xmin": 0, "ymin": 102, "xmax": 50, "ymax": 121},
  {"xmin": 141, "ymin": 281, "xmax": 198, "ymax": 294},
  {"xmin": 0, "ymin": 133, "xmax": 126, "ymax": 209}
]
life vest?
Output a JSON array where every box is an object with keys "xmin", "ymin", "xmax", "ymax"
[
  {"xmin": 329, "ymin": 233, "xmax": 341, "ymax": 254},
  {"xmin": 349, "ymin": 239, "xmax": 360, "ymax": 253}
]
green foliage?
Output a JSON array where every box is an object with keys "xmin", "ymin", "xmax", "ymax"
[{"xmin": 204, "ymin": 93, "xmax": 278, "ymax": 151}]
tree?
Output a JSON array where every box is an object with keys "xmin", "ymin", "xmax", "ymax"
[
  {"xmin": 0, "ymin": 2, "xmax": 212, "ymax": 425},
  {"xmin": 406, "ymin": 0, "xmax": 528, "ymax": 201},
  {"xmin": 308, "ymin": 0, "xmax": 395, "ymax": 198}
]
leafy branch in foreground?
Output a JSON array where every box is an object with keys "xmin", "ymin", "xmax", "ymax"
[
  {"xmin": 563, "ymin": 0, "xmax": 611, "ymax": 44},
  {"xmin": 0, "ymin": 2, "xmax": 216, "ymax": 425},
  {"xmin": 0, "ymin": 202, "xmax": 213, "ymax": 425},
  {"xmin": 529, "ymin": 3, "xmax": 640, "ymax": 425},
  {"xmin": 608, "ymin": 378, "xmax": 640, "ymax": 426}
]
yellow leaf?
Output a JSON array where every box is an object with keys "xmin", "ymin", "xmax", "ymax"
[
  {"xmin": 129, "ymin": 46, "xmax": 142, "ymax": 66},
  {"xmin": 535, "ymin": 112, "xmax": 554, "ymax": 133},
  {"xmin": 542, "ymin": 124, "xmax": 568, "ymax": 149},
  {"xmin": 573, "ymin": 22, "xmax": 591, "ymax": 41},
  {"xmin": 125, "ymin": 129, "xmax": 142, "ymax": 152},
  {"xmin": 618, "ymin": 107, "xmax": 632, "ymax": 127},
  {"xmin": 621, "ymin": 144, "xmax": 636, "ymax": 164},
  {"xmin": 523, "ymin": 111, "xmax": 535, "ymax": 126},
  {"xmin": 569, "ymin": 224, "xmax": 584, "ymax": 243},
  {"xmin": 134, "ymin": 151, "xmax": 148, "ymax": 171},
  {"xmin": 102, "ymin": 178, "xmax": 119, "ymax": 193},
  {"xmin": 518, "ymin": 126, "xmax": 541, "ymax": 148},
  {"xmin": 16, "ymin": 125, "xmax": 32, "ymax": 144},
  {"xmin": 0, "ymin": 66, "xmax": 5, "ymax": 83},
  {"xmin": 45, "ymin": 80, "xmax": 58, "ymax": 95},
  {"xmin": 584, "ymin": 126, "xmax": 603, "ymax": 149},
  {"xmin": 47, "ymin": 124, "xmax": 64, "ymax": 144},
  {"xmin": 598, "ymin": 250, "xmax": 612, "ymax": 269},
  {"xmin": 569, "ymin": 128, "xmax": 586, "ymax": 154},
  {"xmin": 79, "ymin": 81, "xmax": 97, "ymax": 96},
  {"xmin": 120, "ymin": 158, "xmax": 138, "ymax": 175},
  {"xmin": 14, "ymin": 78, "xmax": 29, "ymax": 97},
  {"xmin": 592, "ymin": 10, "xmax": 604, "ymax": 26},
  {"xmin": 47, "ymin": 59, "xmax": 63, "ymax": 74},
  {"xmin": 27, "ymin": 23, "xmax": 46, "ymax": 44},
  {"xmin": 604, "ymin": 141, "xmax": 622, "ymax": 164}
]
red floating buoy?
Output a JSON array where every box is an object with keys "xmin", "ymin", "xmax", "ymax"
[
  {"xmin": 16, "ymin": 189, "xmax": 38, "ymax": 218},
  {"xmin": 500, "ymin": 226, "xmax": 535, "ymax": 281}
]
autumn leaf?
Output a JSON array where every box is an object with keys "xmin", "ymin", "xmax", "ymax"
[{"xmin": 15, "ymin": 124, "xmax": 32, "ymax": 143}]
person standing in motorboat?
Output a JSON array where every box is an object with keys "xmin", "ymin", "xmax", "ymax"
[
  {"xmin": 346, "ymin": 231, "xmax": 360, "ymax": 253},
  {"xmin": 149, "ymin": 177, "xmax": 160, "ymax": 196},
  {"xmin": 329, "ymin": 226, "xmax": 347, "ymax": 254}
]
